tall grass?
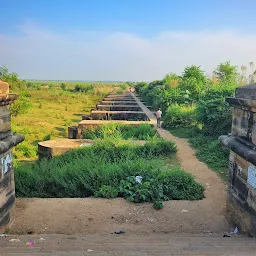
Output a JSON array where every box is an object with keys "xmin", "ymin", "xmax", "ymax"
[
  {"xmin": 11, "ymin": 86, "xmax": 113, "ymax": 160},
  {"xmin": 15, "ymin": 138, "xmax": 204, "ymax": 203},
  {"xmin": 83, "ymin": 123, "xmax": 156, "ymax": 140}
]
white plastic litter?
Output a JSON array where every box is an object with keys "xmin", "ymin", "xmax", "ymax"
[
  {"xmin": 9, "ymin": 239, "xmax": 21, "ymax": 243},
  {"xmin": 135, "ymin": 176, "xmax": 142, "ymax": 184},
  {"xmin": 234, "ymin": 227, "xmax": 239, "ymax": 234}
]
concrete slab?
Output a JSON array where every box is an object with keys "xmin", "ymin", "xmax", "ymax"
[
  {"xmin": 103, "ymin": 98, "xmax": 136, "ymax": 102},
  {"xmin": 100, "ymin": 101, "xmax": 138, "ymax": 105},
  {"xmin": 90, "ymin": 110, "xmax": 149, "ymax": 121},
  {"xmin": 38, "ymin": 138, "xmax": 147, "ymax": 157},
  {"xmin": 38, "ymin": 139, "xmax": 93, "ymax": 158},
  {"xmin": 130, "ymin": 92, "xmax": 157, "ymax": 122},
  {"xmin": 96, "ymin": 105, "xmax": 142, "ymax": 111}
]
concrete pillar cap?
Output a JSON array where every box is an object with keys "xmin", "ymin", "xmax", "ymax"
[{"xmin": 0, "ymin": 81, "xmax": 9, "ymax": 96}]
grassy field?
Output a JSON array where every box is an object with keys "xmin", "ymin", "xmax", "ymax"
[{"xmin": 12, "ymin": 84, "xmax": 115, "ymax": 160}]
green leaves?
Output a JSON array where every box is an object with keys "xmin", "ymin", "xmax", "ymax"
[
  {"xmin": 163, "ymin": 104, "xmax": 196, "ymax": 129},
  {"xmin": 196, "ymin": 87, "xmax": 234, "ymax": 137}
]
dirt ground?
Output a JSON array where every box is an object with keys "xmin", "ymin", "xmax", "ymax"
[{"xmin": 10, "ymin": 128, "xmax": 230, "ymax": 235}]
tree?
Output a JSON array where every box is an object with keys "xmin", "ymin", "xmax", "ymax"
[
  {"xmin": 60, "ymin": 83, "xmax": 67, "ymax": 91},
  {"xmin": 0, "ymin": 66, "xmax": 31, "ymax": 116},
  {"xmin": 178, "ymin": 65, "xmax": 206, "ymax": 102},
  {"xmin": 0, "ymin": 66, "xmax": 26, "ymax": 91},
  {"xmin": 213, "ymin": 61, "xmax": 238, "ymax": 85},
  {"xmin": 182, "ymin": 65, "xmax": 206, "ymax": 84},
  {"xmin": 134, "ymin": 82, "xmax": 147, "ymax": 94},
  {"xmin": 163, "ymin": 73, "xmax": 180, "ymax": 89}
]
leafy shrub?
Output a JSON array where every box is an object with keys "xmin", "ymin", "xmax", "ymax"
[
  {"xmin": 10, "ymin": 97, "xmax": 32, "ymax": 117},
  {"xmin": 119, "ymin": 168, "xmax": 204, "ymax": 203},
  {"xmin": 74, "ymin": 84, "xmax": 94, "ymax": 93},
  {"xmin": 163, "ymin": 104, "xmax": 196, "ymax": 129},
  {"xmin": 196, "ymin": 86, "xmax": 235, "ymax": 137},
  {"xmin": 119, "ymin": 176, "xmax": 154, "ymax": 203},
  {"xmin": 153, "ymin": 200, "xmax": 163, "ymax": 210},
  {"xmin": 94, "ymin": 185, "xmax": 118, "ymax": 198},
  {"xmin": 60, "ymin": 83, "xmax": 67, "ymax": 90},
  {"xmin": 157, "ymin": 170, "xmax": 204, "ymax": 200}
]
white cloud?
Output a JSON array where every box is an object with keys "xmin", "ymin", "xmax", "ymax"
[{"xmin": 1, "ymin": 24, "xmax": 256, "ymax": 81}]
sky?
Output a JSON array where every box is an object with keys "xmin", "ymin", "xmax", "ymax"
[{"xmin": 1, "ymin": 0, "xmax": 256, "ymax": 81}]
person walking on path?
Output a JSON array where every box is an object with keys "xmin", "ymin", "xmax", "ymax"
[{"xmin": 156, "ymin": 108, "xmax": 162, "ymax": 128}]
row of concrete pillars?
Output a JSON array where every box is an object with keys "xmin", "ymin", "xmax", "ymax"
[{"xmin": 68, "ymin": 91, "xmax": 152, "ymax": 139}]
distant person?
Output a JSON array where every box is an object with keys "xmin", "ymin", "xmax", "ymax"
[{"xmin": 156, "ymin": 108, "xmax": 162, "ymax": 128}]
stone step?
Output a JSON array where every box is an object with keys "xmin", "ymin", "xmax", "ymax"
[
  {"xmin": 96, "ymin": 105, "xmax": 142, "ymax": 111},
  {"xmin": 0, "ymin": 233, "xmax": 255, "ymax": 255},
  {"xmin": 90, "ymin": 110, "xmax": 149, "ymax": 121},
  {"xmin": 100, "ymin": 101, "xmax": 138, "ymax": 105}
]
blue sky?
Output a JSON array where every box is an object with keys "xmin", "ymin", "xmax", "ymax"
[{"xmin": 1, "ymin": 0, "xmax": 256, "ymax": 80}]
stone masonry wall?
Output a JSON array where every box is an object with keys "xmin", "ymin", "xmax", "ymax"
[{"xmin": 0, "ymin": 81, "xmax": 24, "ymax": 232}]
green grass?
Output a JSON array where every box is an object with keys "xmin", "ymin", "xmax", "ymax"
[
  {"xmin": 83, "ymin": 123, "xmax": 156, "ymax": 140},
  {"xmin": 15, "ymin": 138, "xmax": 204, "ymax": 205},
  {"xmin": 168, "ymin": 127, "xmax": 229, "ymax": 181},
  {"xmin": 12, "ymin": 86, "xmax": 114, "ymax": 160}
]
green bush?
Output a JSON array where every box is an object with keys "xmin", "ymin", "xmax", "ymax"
[
  {"xmin": 153, "ymin": 200, "xmax": 163, "ymax": 210},
  {"xmin": 157, "ymin": 169, "xmax": 204, "ymax": 200},
  {"xmin": 163, "ymin": 104, "xmax": 196, "ymax": 129},
  {"xmin": 74, "ymin": 84, "xmax": 94, "ymax": 93},
  {"xmin": 94, "ymin": 185, "xmax": 118, "ymax": 199},
  {"xmin": 196, "ymin": 86, "xmax": 235, "ymax": 137},
  {"xmin": 119, "ymin": 168, "xmax": 204, "ymax": 203},
  {"xmin": 10, "ymin": 97, "xmax": 32, "ymax": 117}
]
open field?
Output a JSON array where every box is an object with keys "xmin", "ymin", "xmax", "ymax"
[{"xmin": 11, "ymin": 85, "xmax": 115, "ymax": 160}]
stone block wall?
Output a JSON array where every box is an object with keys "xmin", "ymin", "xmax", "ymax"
[
  {"xmin": 219, "ymin": 83, "xmax": 256, "ymax": 236},
  {"xmin": 0, "ymin": 81, "xmax": 24, "ymax": 232}
]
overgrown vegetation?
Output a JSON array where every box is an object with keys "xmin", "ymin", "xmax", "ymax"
[
  {"xmin": 15, "ymin": 138, "xmax": 204, "ymax": 206},
  {"xmin": 83, "ymin": 123, "xmax": 156, "ymax": 140},
  {"xmin": 134, "ymin": 61, "xmax": 255, "ymax": 180},
  {"xmin": 0, "ymin": 66, "xmax": 120, "ymax": 160}
]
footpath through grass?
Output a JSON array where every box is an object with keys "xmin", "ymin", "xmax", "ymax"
[
  {"xmin": 15, "ymin": 138, "xmax": 204, "ymax": 208},
  {"xmin": 168, "ymin": 127, "xmax": 229, "ymax": 181}
]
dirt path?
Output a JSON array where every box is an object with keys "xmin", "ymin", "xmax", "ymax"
[{"xmin": 157, "ymin": 128, "xmax": 227, "ymax": 203}]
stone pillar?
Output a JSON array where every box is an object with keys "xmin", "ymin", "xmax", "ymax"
[
  {"xmin": 0, "ymin": 81, "xmax": 24, "ymax": 233},
  {"xmin": 219, "ymin": 83, "xmax": 256, "ymax": 236}
]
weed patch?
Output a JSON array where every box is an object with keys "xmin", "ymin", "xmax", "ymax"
[
  {"xmin": 15, "ymin": 139, "xmax": 204, "ymax": 206},
  {"xmin": 82, "ymin": 123, "xmax": 156, "ymax": 140}
]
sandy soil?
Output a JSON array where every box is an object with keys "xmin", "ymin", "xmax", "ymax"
[{"xmin": 10, "ymin": 128, "xmax": 230, "ymax": 235}]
